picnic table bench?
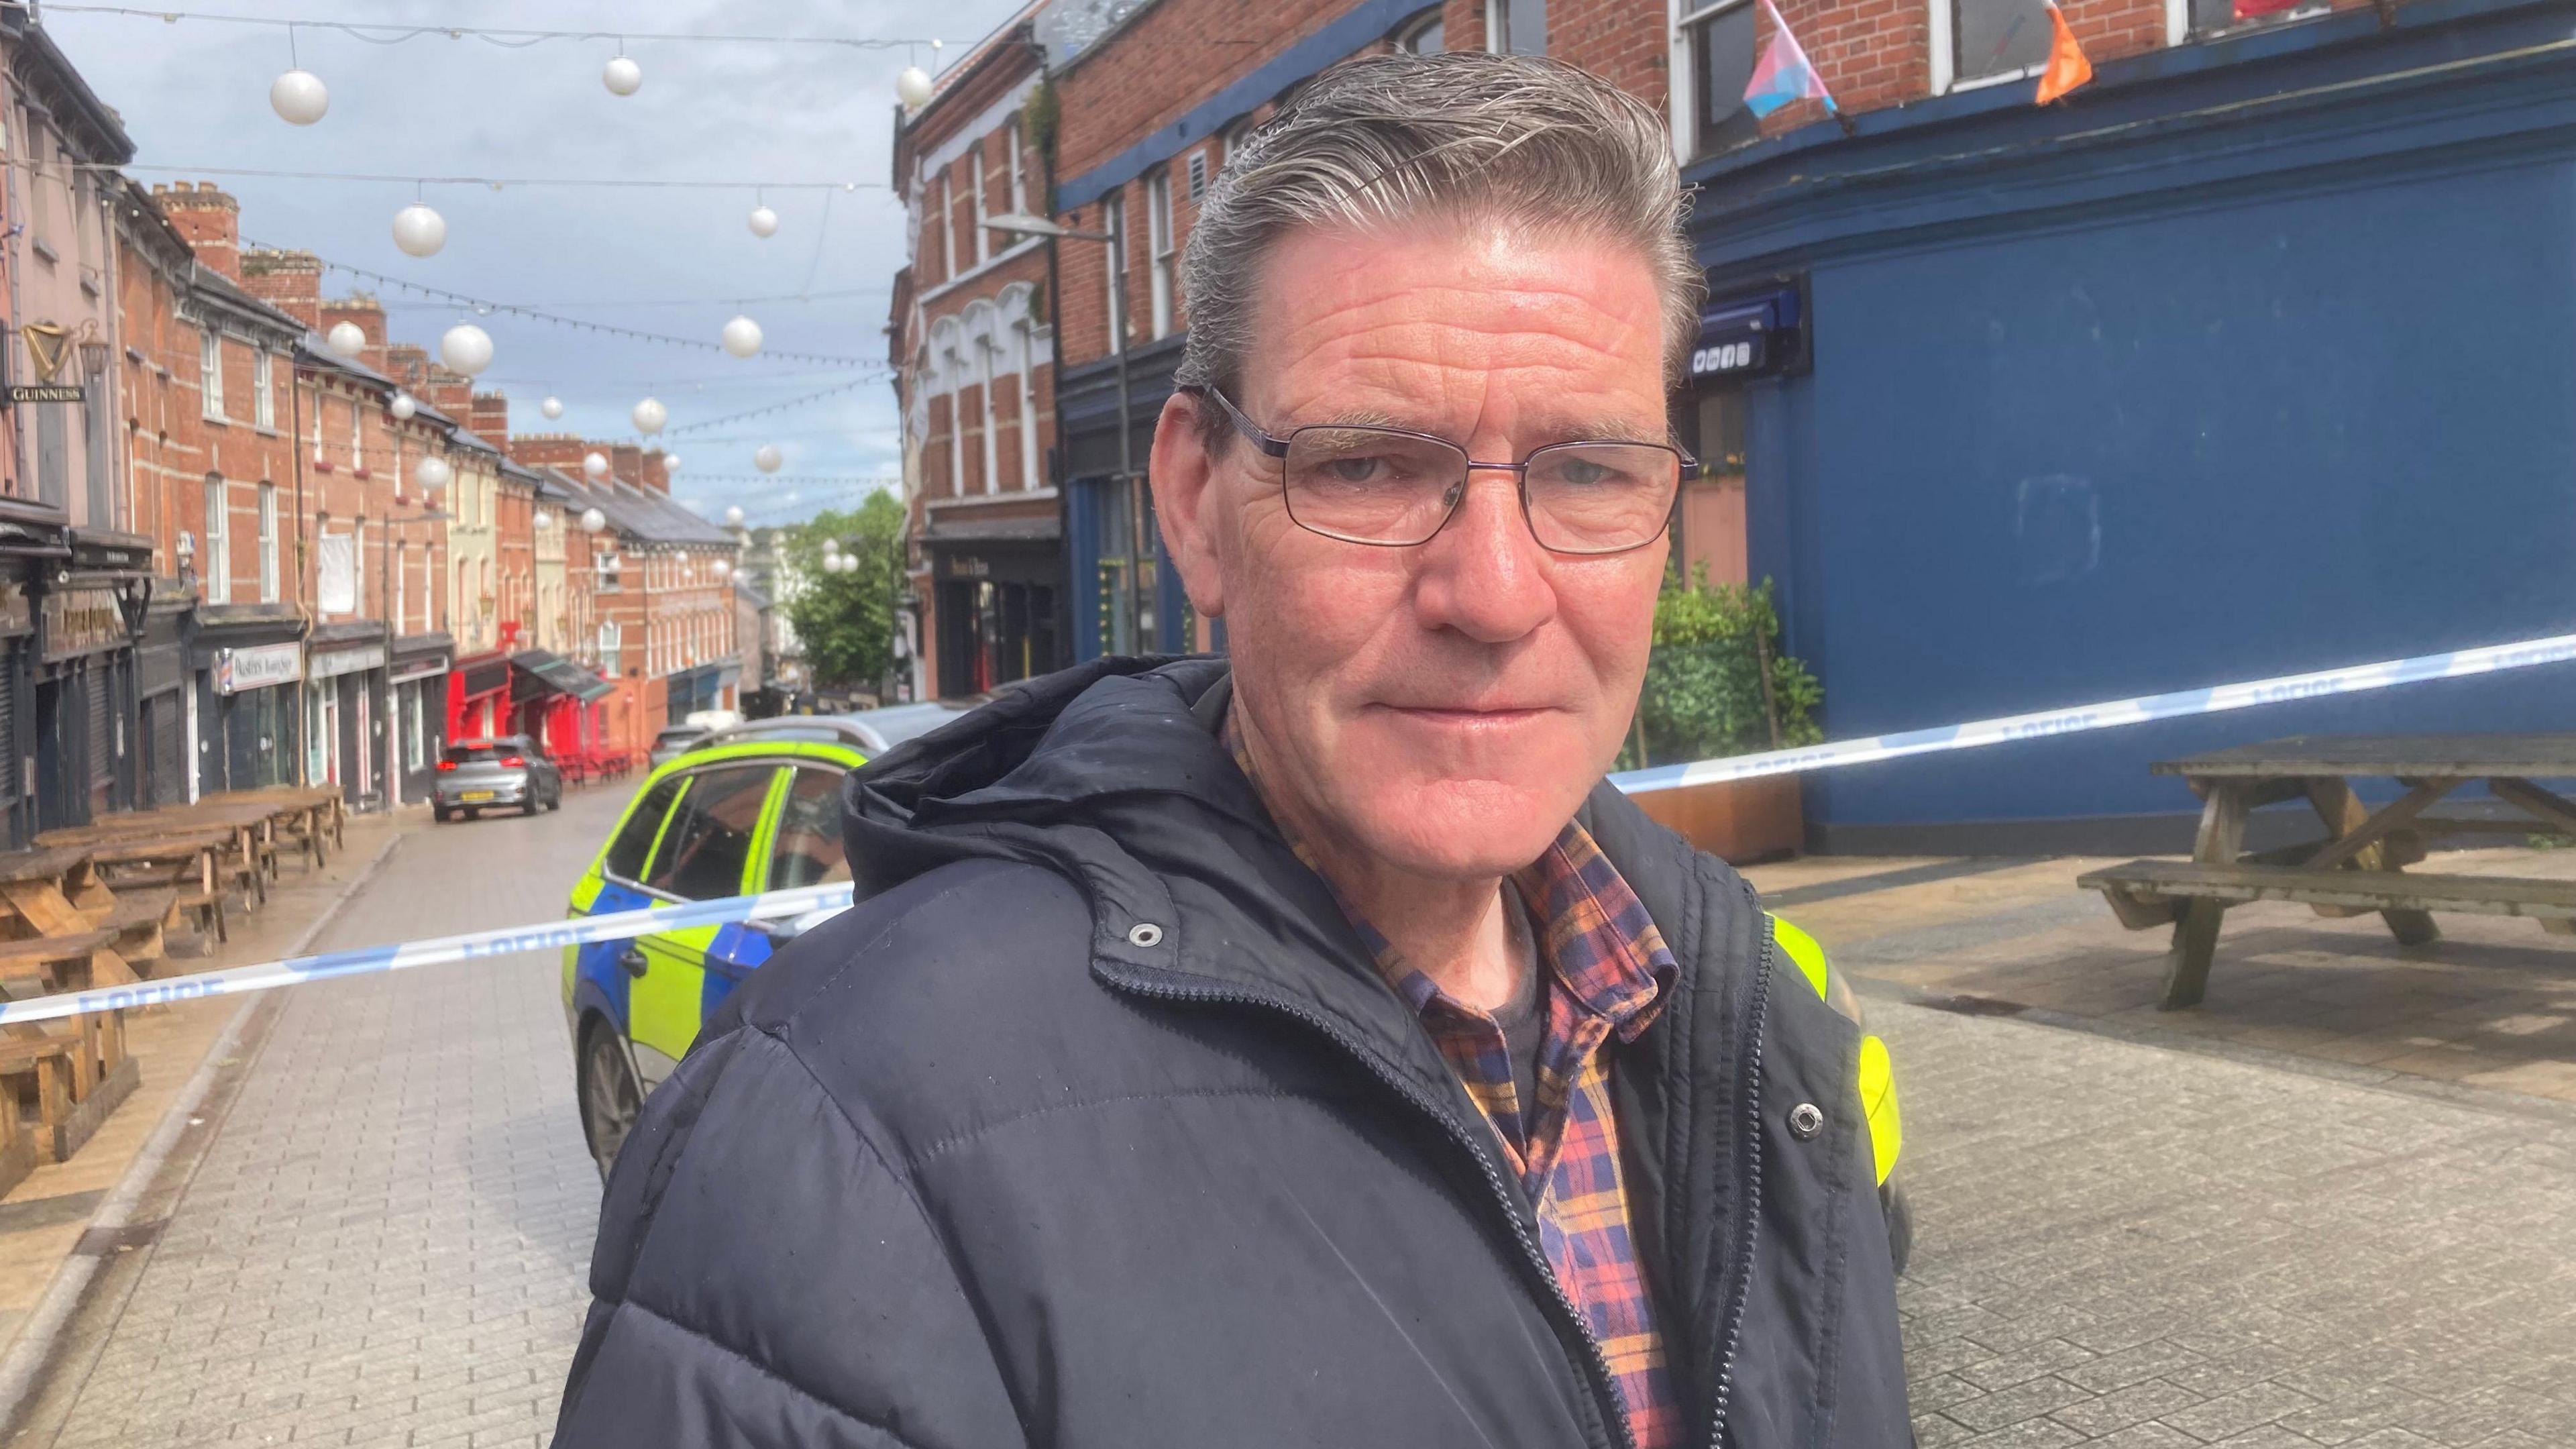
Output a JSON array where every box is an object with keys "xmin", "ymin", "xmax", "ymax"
[
  {"xmin": 2080, "ymin": 734, "xmax": 2576, "ymax": 1010},
  {"xmin": 0, "ymin": 845, "xmax": 144, "ymax": 1182}
]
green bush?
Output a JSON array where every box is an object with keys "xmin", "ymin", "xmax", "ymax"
[{"xmin": 1619, "ymin": 570, "xmax": 1821, "ymax": 771}]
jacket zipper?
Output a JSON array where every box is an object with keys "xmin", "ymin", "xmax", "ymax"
[
  {"xmin": 1706, "ymin": 879, "xmax": 1777, "ymax": 1449},
  {"xmin": 1108, "ymin": 974, "xmax": 1639, "ymax": 1449}
]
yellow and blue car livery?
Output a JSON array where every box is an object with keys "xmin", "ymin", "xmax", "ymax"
[{"xmin": 564, "ymin": 735, "xmax": 865, "ymax": 1104}]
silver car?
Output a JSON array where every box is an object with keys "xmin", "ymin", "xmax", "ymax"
[
  {"xmin": 433, "ymin": 735, "xmax": 563, "ymax": 821},
  {"xmin": 646, "ymin": 724, "xmax": 710, "ymax": 766}
]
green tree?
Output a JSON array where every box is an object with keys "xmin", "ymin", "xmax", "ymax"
[{"xmin": 780, "ymin": 490, "xmax": 906, "ymax": 694}]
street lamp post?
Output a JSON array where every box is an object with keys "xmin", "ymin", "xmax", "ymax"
[{"xmin": 984, "ymin": 212, "xmax": 1144, "ymax": 655}]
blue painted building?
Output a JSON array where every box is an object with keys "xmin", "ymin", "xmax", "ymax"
[{"xmin": 1689, "ymin": 0, "xmax": 2576, "ymax": 851}]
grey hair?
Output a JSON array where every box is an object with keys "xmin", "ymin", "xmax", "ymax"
[{"xmin": 1174, "ymin": 50, "xmax": 1702, "ymax": 445}]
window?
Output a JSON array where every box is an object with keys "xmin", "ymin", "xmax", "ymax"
[
  {"xmin": 945, "ymin": 352, "xmax": 967, "ymax": 496},
  {"xmin": 978, "ymin": 337, "xmax": 1001, "ymax": 494},
  {"xmin": 1007, "ymin": 117, "xmax": 1027, "ymax": 215},
  {"xmin": 257, "ymin": 482, "xmax": 278, "ymax": 602},
  {"xmin": 1220, "ymin": 119, "xmax": 1254, "ymax": 171},
  {"xmin": 1146, "ymin": 168, "xmax": 1175, "ymax": 338},
  {"xmin": 1488, "ymin": 0, "xmax": 1546, "ymax": 54},
  {"xmin": 1187, "ymin": 151, "xmax": 1209, "ymax": 204},
  {"xmin": 599, "ymin": 621, "xmax": 621, "ymax": 675},
  {"xmin": 253, "ymin": 350, "xmax": 274, "ymax": 429},
  {"xmin": 393, "ymin": 539, "xmax": 407, "ymax": 630},
  {"xmin": 1398, "ymin": 9, "xmax": 1446, "ymax": 52},
  {"xmin": 348, "ymin": 402, "xmax": 362, "ymax": 470},
  {"xmin": 199, "ymin": 332, "xmax": 224, "ymax": 419},
  {"xmin": 938, "ymin": 173, "xmax": 957, "ymax": 279},
  {"xmin": 766, "ymin": 769, "xmax": 850, "ymax": 889},
  {"xmin": 1952, "ymin": 0, "xmax": 2053, "ymax": 86},
  {"xmin": 354, "ymin": 520, "xmax": 367, "ymax": 614},
  {"xmin": 1686, "ymin": 0, "xmax": 1760, "ymax": 157},
  {"xmin": 202, "ymin": 475, "xmax": 230, "ymax": 603},
  {"xmin": 1015, "ymin": 319, "xmax": 1042, "ymax": 490},
  {"xmin": 971, "ymin": 144, "xmax": 989, "ymax": 265},
  {"xmin": 603, "ymin": 775, "xmax": 686, "ymax": 881},
  {"xmin": 1103, "ymin": 193, "xmax": 1128, "ymax": 349}
]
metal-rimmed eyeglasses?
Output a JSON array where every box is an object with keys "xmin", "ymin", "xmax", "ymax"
[{"xmin": 1187, "ymin": 385, "xmax": 1690, "ymax": 556}]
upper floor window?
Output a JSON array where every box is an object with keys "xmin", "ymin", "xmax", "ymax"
[
  {"xmin": 1487, "ymin": 0, "xmax": 1546, "ymax": 55},
  {"xmin": 971, "ymin": 144, "xmax": 990, "ymax": 266},
  {"xmin": 1146, "ymin": 169, "xmax": 1176, "ymax": 339},
  {"xmin": 1007, "ymin": 117, "xmax": 1028, "ymax": 215},
  {"xmin": 1102, "ymin": 193, "xmax": 1128, "ymax": 349},
  {"xmin": 348, "ymin": 402, "xmax": 363, "ymax": 469},
  {"xmin": 1683, "ymin": 0, "xmax": 1760, "ymax": 158},
  {"xmin": 1397, "ymin": 9, "xmax": 1445, "ymax": 53},
  {"xmin": 199, "ymin": 332, "xmax": 225, "ymax": 420},
  {"xmin": 1950, "ymin": 0, "xmax": 2053, "ymax": 87},
  {"xmin": 253, "ymin": 350, "xmax": 276, "ymax": 429},
  {"xmin": 202, "ymin": 474, "xmax": 231, "ymax": 603},
  {"xmin": 938, "ymin": 173, "xmax": 958, "ymax": 279},
  {"xmin": 257, "ymin": 481, "xmax": 278, "ymax": 602}
]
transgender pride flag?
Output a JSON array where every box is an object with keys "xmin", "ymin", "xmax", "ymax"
[{"xmin": 1744, "ymin": 0, "xmax": 1837, "ymax": 118}]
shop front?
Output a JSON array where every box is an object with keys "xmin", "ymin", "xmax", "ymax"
[
  {"xmin": 0, "ymin": 501, "xmax": 72, "ymax": 847},
  {"xmin": 32, "ymin": 532, "xmax": 154, "ymax": 831},
  {"xmin": 137, "ymin": 590, "xmax": 191, "ymax": 808},
  {"xmin": 306, "ymin": 631, "xmax": 388, "ymax": 809},
  {"xmin": 663, "ymin": 661, "xmax": 728, "ymax": 724},
  {"xmin": 508, "ymin": 649, "xmax": 611, "ymax": 761},
  {"xmin": 921, "ymin": 519, "xmax": 1062, "ymax": 698},
  {"xmin": 389, "ymin": 633, "xmax": 453, "ymax": 808},
  {"xmin": 1674, "ymin": 282, "xmax": 1805, "ymax": 590},
  {"xmin": 193, "ymin": 614, "xmax": 304, "ymax": 796},
  {"xmin": 447, "ymin": 651, "xmax": 511, "ymax": 743}
]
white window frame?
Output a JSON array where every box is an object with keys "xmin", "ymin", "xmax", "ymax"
[
  {"xmin": 1220, "ymin": 119, "xmax": 1253, "ymax": 170},
  {"xmin": 1008, "ymin": 117, "xmax": 1028, "ymax": 215},
  {"xmin": 1672, "ymin": 0, "xmax": 1758, "ymax": 162},
  {"xmin": 1015, "ymin": 319, "xmax": 1042, "ymax": 490},
  {"xmin": 2167, "ymin": 0, "xmax": 2190, "ymax": 45},
  {"xmin": 348, "ymin": 403, "xmax": 362, "ymax": 470},
  {"xmin": 1146, "ymin": 169, "xmax": 1175, "ymax": 339},
  {"xmin": 257, "ymin": 481, "xmax": 278, "ymax": 602},
  {"xmin": 203, "ymin": 475, "xmax": 230, "ymax": 603},
  {"xmin": 938, "ymin": 173, "xmax": 957, "ymax": 280},
  {"xmin": 394, "ymin": 538, "xmax": 407, "ymax": 631},
  {"xmin": 1397, "ymin": 7, "xmax": 1445, "ymax": 52},
  {"xmin": 1103, "ymin": 193, "xmax": 1128, "ymax": 349},
  {"xmin": 253, "ymin": 350, "xmax": 275, "ymax": 429},
  {"xmin": 978, "ymin": 337, "xmax": 1001, "ymax": 495},
  {"xmin": 1935, "ymin": 0, "xmax": 2093, "ymax": 94},
  {"xmin": 971, "ymin": 144, "xmax": 989, "ymax": 265},
  {"xmin": 1485, "ymin": 0, "xmax": 1546, "ymax": 55},
  {"xmin": 199, "ymin": 331, "xmax": 224, "ymax": 421},
  {"xmin": 354, "ymin": 520, "xmax": 367, "ymax": 615}
]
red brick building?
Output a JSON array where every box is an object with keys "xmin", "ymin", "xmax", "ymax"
[{"xmin": 891, "ymin": 4, "xmax": 1064, "ymax": 702}]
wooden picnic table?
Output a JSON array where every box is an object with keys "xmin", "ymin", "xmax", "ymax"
[
  {"xmin": 42, "ymin": 799, "xmax": 284, "ymax": 903},
  {"xmin": 2080, "ymin": 734, "xmax": 2576, "ymax": 1010},
  {"xmin": 0, "ymin": 844, "xmax": 147, "ymax": 1183}
]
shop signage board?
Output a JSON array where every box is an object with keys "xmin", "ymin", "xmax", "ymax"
[
  {"xmin": 217, "ymin": 641, "xmax": 303, "ymax": 694},
  {"xmin": 1690, "ymin": 286, "xmax": 1803, "ymax": 383},
  {"xmin": 40, "ymin": 586, "xmax": 127, "ymax": 661},
  {"xmin": 310, "ymin": 643, "xmax": 388, "ymax": 680},
  {"xmin": 5, "ymin": 384, "xmax": 84, "ymax": 405}
]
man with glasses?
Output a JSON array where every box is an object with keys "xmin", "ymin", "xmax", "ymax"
[{"xmin": 559, "ymin": 51, "xmax": 1909, "ymax": 1449}]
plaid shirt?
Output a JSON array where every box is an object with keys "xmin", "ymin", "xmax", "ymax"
[{"xmin": 1226, "ymin": 719, "xmax": 1684, "ymax": 1449}]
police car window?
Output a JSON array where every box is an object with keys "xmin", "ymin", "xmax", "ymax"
[
  {"xmin": 766, "ymin": 768, "xmax": 850, "ymax": 890},
  {"xmin": 602, "ymin": 777, "xmax": 683, "ymax": 883},
  {"xmin": 645, "ymin": 766, "xmax": 780, "ymax": 901}
]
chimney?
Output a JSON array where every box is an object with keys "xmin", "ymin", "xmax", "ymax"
[
  {"xmin": 421, "ymin": 365, "xmax": 472, "ymax": 423},
  {"xmin": 612, "ymin": 443, "xmax": 648, "ymax": 491},
  {"xmin": 383, "ymin": 343, "xmax": 432, "ymax": 390},
  {"xmin": 156, "ymin": 180, "xmax": 242, "ymax": 280},
  {"xmin": 240, "ymin": 245, "xmax": 321, "ymax": 330},
  {"xmin": 320, "ymin": 294, "xmax": 388, "ymax": 373},
  {"xmin": 468, "ymin": 390, "xmax": 510, "ymax": 443}
]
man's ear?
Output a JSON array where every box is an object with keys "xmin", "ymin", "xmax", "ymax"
[{"xmin": 1148, "ymin": 392, "xmax": 1226, "ymax": 621}]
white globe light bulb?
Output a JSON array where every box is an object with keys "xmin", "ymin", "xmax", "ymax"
[
  {"xmin": 438, "ymin": 323, "xmax": 493, "ymax": 376},
  {"xmin": 724, "ymin": 505, "xmax": 745, "ymax": 527},
  {"xmin": 714, "ymin": 559, "xmax": 733, "ymax": 580},
  {"xmin": 631, "ymin": 397, "xmax": 667, "ymax": 435},
  {"xmin": 748, "ymin": 205, "xmax": 780, "ymax": 239},
  {"xmin": 721, "ymin": 315, "xmax": 763, "ymax": 359},
  {"xmin": 326, "ymin": 321, "xmax": 366, "ymax": 358},
  {"xmin": 582, "ymin": 451, "xmax": 610, "ymax": 480},
  {"xmin": 580, "ymin": 507, "xmax": 606, "ymax": 534},
  {"xmin": 895, "ymin": 66, "xmax": 933, "ymax": 109},
  {"xmin": 602, "ymin": 55, "xmax": 643, "ymax": 96},
  {"xmin": 388, "ymin": 391, "xmax": 417, "ymax": 421},
  {"xmin": 661, "ymin": 453, "xmax": 682, "ymax": 475},
  {"xmin": 415, "ymin": 455, "xmax": 451, "ymax": 492},
  {"xmin": 753, "ymin": 443, "xmax": 783, "ymax": 474},
  {"xmin": 391, "ymin": 203, "xmax": 446, "ymax": 258},
  {"xmin": 540, "ymin": 396, "xmax": 565, "ymax": 421},
  {"xmin": 270, "ymin": 68, "xmax": 329, "ymax": 125}
]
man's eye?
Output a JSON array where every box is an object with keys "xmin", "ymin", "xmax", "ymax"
[{"xmin": 1323, "ymin": 454, "xmax": 1392, "ymax": 482}]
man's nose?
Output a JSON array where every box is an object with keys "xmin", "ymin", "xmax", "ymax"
[{"xmin": 1411, "ymin": 468, "xmax": 1557, "ymax": 644}]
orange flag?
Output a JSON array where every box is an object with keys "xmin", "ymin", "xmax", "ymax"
[{"xmin": 2035, "ymin": 1, "xmax": 2094, "ymax": 104}]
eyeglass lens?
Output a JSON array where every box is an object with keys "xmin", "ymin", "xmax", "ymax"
[{"xmin": 1280, "ymin": 426, "xmax": 1678, "ymax": 553}]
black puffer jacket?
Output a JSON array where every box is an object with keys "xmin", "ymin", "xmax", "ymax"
[{"xmin": 557, "ymin": 657, "xmax": 1910, "ymax": 1448}]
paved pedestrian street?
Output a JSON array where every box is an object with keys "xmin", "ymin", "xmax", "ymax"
[{"xmin": 9, "ymin": 817, "xmax": 2573, "ymax": 1448}]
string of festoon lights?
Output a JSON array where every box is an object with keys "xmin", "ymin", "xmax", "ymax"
[{"xmin": 44, "ymin": 5, "xmax": 951, "ymax": 119}]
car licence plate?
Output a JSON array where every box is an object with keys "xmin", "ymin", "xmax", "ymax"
[{"xmin": 460, "ymin": 790, "xmax": 495, "ymax": 803}]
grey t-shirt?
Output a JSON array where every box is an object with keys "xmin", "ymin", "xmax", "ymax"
[{"xmin": 1491, "ymin": 885, "xmax": 1548, "ymax": 1124}]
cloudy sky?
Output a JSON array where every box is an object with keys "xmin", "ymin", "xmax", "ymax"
[{"xmin": 42, "ymin": 0, "xmax": 1032, "ymax": 526}]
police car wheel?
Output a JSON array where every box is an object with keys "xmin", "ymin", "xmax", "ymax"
[{"xmin": 580, "ymin": 1027, "xmax": 643, "ymax": 1181}]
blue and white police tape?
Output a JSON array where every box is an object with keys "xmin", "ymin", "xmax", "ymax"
[
  {"xmin": 7, "ymin": 625, "xmax": 2575, "ymax": 1028},
  {"xmin": 1609, "ymin": 628, "xmax": 2576, "ymax": 796},
  {"xmin": 0, "ymin": 881, "xmax": 858, "ymax": 1030}
]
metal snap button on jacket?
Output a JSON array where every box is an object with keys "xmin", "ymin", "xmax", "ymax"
[
  {"xmin": 1127, "ymin": 922, "xmax": 1165, "ymax": 948},
  {"xmin": 1787, "ymin": 1102, "xmax": 1825, "ymax": 1140}
]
